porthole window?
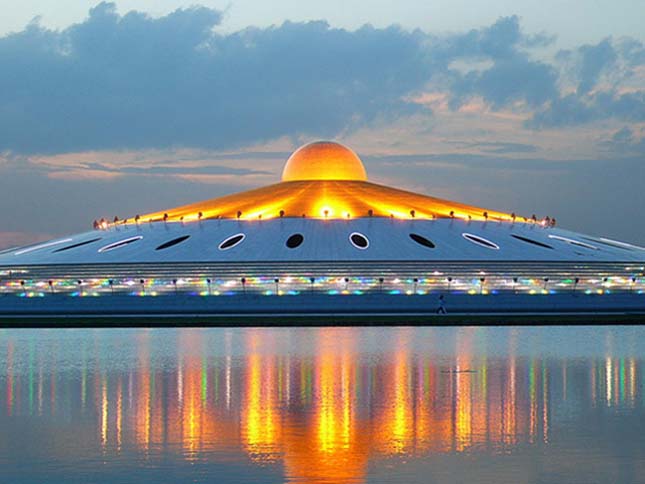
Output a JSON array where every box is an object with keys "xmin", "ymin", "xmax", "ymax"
[
  {"xmin": 349, "ymin": 232, "xmax": 369, "ymax": 250},
  {"xmin": 155, "ymin": 235, "xmax": 191, "ymax": 251},
  {"xmin": 462, "ymin": 233, "xmax": 500, "ymax": 250},
  {"xmin": 98, "ymin": 236, "xmax": 143, "ymax": 253},
  {"xmin": 219, "ymin": 233, "xmax": 245, "ymax": 251},
  {"xmin": 53, "ymin": 238, "xmax": 102, "ymax": 253},
  {"xmin": 548, "ymin": 234, "xmax": 598, "ymax": 250},
  {"xmin": 286, "ymin": 233, "xmax": 304, "ymax": 249},
  {"xmin": 409, "ymin": 233, "xmax": 435, "ymax": 249},
  {"xmin": 510, "ymin": 234, "xmax": 553, "ymax": 250}
]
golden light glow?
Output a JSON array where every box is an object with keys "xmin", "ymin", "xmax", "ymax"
[
  {"xmin": 454, "ymin": 332, "xmax": 473, "ymax": 452},
  {"xmin": 137, "ymin": 180, "xmax": 513, "ymax": 222},
  {"xmin": 242, "ymin": 332, "xmax": 281, "ymax": 461},
  {"xmin": 125, "ymin": 141, "xmax": 517, "ymax": 223},
  {"xmin": 134, "ymin": 333, "xmax": 152, "ymax": 450},
  {"xmin": 282, "ymin": 328, "xmax": 369, "ymax": 484},
  {"xmin": 282, "ymin": 141, "xmax": 367, "ymax": 182},
  {"xmin": 101, "ymin": 376, "xmax": 108, "ymax": 448}
]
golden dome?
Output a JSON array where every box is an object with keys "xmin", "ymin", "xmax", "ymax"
[{"xmin": 281, "ymin": 141, "xmax": 367, "ymax": 182}]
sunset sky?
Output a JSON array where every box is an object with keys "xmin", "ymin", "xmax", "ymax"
[{"xmin": 1, "ymin": 1, "xmax": 644, "ymax": 247}]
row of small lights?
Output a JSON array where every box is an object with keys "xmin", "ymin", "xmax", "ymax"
[
  {"xmin": 93, "ymin": 211, "xmax": 558, "ymax": 229},
  {"xmin": 5, "ymin": 274, "xmax": 642, "ymax": 298}
]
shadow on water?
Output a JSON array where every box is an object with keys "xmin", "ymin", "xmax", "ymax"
[{"xmin": 1, "ymin": 325, "xmax": 644, "ymax": 484}]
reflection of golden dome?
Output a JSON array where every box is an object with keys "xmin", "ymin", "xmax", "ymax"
[{"xmin": 282, "ymin": 141, "xmax": 367, "ymax": 182}]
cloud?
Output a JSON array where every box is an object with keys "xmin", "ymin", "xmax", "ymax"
[
  {"xmin": 618, "ymin": 38, "xmax": 645, "ymax": 67},
  {"xmin": 451, "ymin": 141, "xmax": 538, "ymax": 154},
  {"xmin": 599, "ymin": 126, "xmax": 645, "ymax": 155},
  {"xmin": 527, "ymin": 38, "xmax": 645, "ymax": 128},
  {"xmin": 576, "ymin": 39, "xmax": 617, "ymax": 94},
  {"xmin": 0, "ymin": 4, "xmax": 643, "ymax": 155},
  {"xmin": 442, "ymin": 15, "xmax": 553, "ymax": 60},
  {"xmin": 0, "ymin": 3, "xmax": 431, "ymax": 154},
  {"xmin": 0, "ymin": 5, "xmax": 613, "ymax": 156},
  {"xmin": 454, "ymin": 56, "xmax": 558, "ymax": 109},
  {"xmin": 528, "ymin": 90, "xmax": 645, "ymax": 128},
  {"xmin": 441, "ymin": 16, "xmax": 560, "ymax": 110},
  {"xmin": 0, "ymin": 146, "xmax": 281, "ymax": 184}
]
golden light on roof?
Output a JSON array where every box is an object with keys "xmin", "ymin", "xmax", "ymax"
[
  {"xmin": 136, "ymin": 180, "xmax": 513, "ymax": 223},
  {"xmin": 128, "ymin": 141, "xmax": 518, "ymax": 223},
  {"xmin": 281, "ymin": 141, "xmax": 367, "ymax": 182}
]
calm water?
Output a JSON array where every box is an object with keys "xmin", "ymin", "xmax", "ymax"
[{"xmin": 1, "ymin": 326, "xmax": 644, "ymax": 484}]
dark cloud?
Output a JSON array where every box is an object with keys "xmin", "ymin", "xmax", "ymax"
[
  {"xmin": 443, "ymin": 15, "xmax": 553, "ymax": 60},
  {"xmin": 528, "ymin": 90, "xmax": 645, "ymax": 128},
  {"xmin": 0, "ymin": 5, "xmax": 643, "ymax": 153},
  {"xmin": 617, "ymin": 38, "xmax": 645, "ymax": 67},
  {"xmin": 447, "ymin": 15, "xmax": 523, "ymax": 59},
  {"xmin": 527, "ymin": 94, "xmax": 595, "ymax": 127},
  {"xmin": 448, "ymin": 55, "xmax": 558, "ymax": 109},
  {"xmin": 599, "ymin": 126, "xmax": 645, "ymax": 155},
  {"xmin": 0, "ymin": 3, "xmax": 432, "ymax": 154},
  {"xmin": 528, "ymin": 38, "xmax": 645, "ymax": 128},
  {"xmin": 576, "ymin": 39, "xmax": 617, "ymax": 94},
  {"xmin": 0, "ymin": 6, "xmax": 584, "ymax": 155},
  {"xmin": 443, "ymin": 16, "xmax": 559, "ymax": 109}
]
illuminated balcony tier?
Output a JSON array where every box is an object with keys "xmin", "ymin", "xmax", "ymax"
[{"xmin": 134, "ymin": 179, "xmax": 513, "ymax": 223}]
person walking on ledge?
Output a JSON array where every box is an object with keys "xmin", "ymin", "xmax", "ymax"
[{"xmin": 437, "ymin": 294, "xmax": 447, "ymax": 314}]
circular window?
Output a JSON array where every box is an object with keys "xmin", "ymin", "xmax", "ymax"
[
  {"xmin": 462, "ymin": 233, "xmax": 500, "ymax": 250},
  {"xmin": 349, "ymin": 232, "xmax": 369, "ymax": 250},
  {"xmin": 218, "ymin": 233, "xmax": 246, "ymax": 251},
  {"xmin": 286, "ymin": 233, "xmax": 304, "ymax": 248},
  {"xmin": 409, "ymin": 233, "xmax": 435, "ymax": 249}
]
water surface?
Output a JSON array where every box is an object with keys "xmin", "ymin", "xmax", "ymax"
[{"xmin": 1, "ymin": 326, "xmax": 644, "ymax": 483}]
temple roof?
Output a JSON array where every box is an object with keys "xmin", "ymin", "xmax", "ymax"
[{"xmin": 132, "ymin": 141, "xmax": 514, "ymax": 223}]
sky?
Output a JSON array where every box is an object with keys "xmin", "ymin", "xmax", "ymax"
[{"xmin": 0, "ymin": 1, "xmax": 644, "ymax": 248}]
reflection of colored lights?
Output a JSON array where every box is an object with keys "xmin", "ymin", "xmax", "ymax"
[
  {"xmin": 101, "ymin": 377, "xmax": 108, "ymax": 448},
  {"xmin": 2, "ymin": 328, "xmax": 644, "ymax": 482},
  {"xmin": 243, "ymin": 334, "xmax": 280, "ymax": 460}
]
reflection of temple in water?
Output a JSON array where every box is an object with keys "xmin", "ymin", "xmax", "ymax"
[{"xmin": 0, "ymin": 328, "xmax": 642, "ymax": 483}]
